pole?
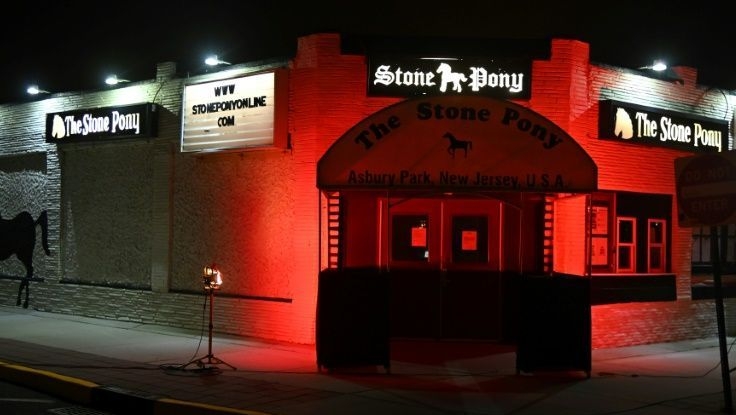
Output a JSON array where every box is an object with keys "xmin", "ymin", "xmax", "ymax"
[
  {"xmin": 181, "ymin": 286, "xmax": 236, "ymax": 371},
  {"xmin": 711, "ymin": 225, "xmax": 732, "ymax": 413},
  {"xmin": 208, "ymin": 288, "xmax": 214, "ymax": 359}
]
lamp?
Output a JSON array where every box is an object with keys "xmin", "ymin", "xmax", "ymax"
[
  {"xmin": 26, "ymin": 85, "xmax": 49, "ymax": 95},
  {"xmin": 639, "ymin": 60, "xmax": 667, "ymax": 71},
  {"xmin": 651, "ymin": 61, "xmax": 667, "ymax": 71},
  {"xmin": 104, "ymin": 75, "xmax": 130, "ymax": 85},
  {"xmin": 181, "ymin": 263, "xmax": 236, "ymax": 372},
  {"xmin": 637, "ymin": 60, "xmax": 683, "ymax": 84},
  {"xmin": 202, "ymin": 264, "xmax": 222, "ymax": 290},
  {"xmin": 205, "ymin": 55, "xmax": 231, "ymax": 66}
]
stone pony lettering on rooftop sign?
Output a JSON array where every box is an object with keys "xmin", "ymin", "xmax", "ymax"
[
  {"xmin": 45, "ymin": 103, "xmax": 158, "ymax": 143},
  {"xmin": 599, "ymin": 100, "xmax": 729, "ymax": 153},
  {"xmin": 368, "ymin": 56, "xmax": 531, "ymax": 99}
]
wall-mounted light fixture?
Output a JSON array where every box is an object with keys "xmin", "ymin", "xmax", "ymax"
[
  {"xmin": 26, "ymin": 85, "xmax": 50, "ymax": 95},
  {"xmin": 651, "ymin": 61, "xmax": 667, "ymax": 71},
  {"xmin": 637, "ymin": 60, "xmax": 683, "ymax": 84},
  {"xmin": 105, "ymin": 75, "xmax": 130, "ymax": 86},
  {"xmin": 639, "ymin": 60, "xmax": 667, "ymax": 71},
  {"xmin": 205, "ymin": 55, "xmax": 231, "ymax": 66}
]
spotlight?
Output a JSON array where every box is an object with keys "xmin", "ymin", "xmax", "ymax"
[
  {"xmin": 26, "ymin": 85, "xmax": 49, "ymax": 95},
  {"xmin": 202, "ymin": 263, "xmax": 223, "ymax": 291},
  {"xmin": 182, "ymin": 262, "xmax": 235, "ymax": 371},
  {"xmin": 639, "ymin": 60, "xmax": 667, "ymax": 71},
  {"xmin": 205, "ymin": 55, "xmax": 231, "ymax": 66},
  {"xmin": 105, "ymin": 75, "xmax": 130, "ymax": 85},
  {"xmin": 651, "ymin": 61, "xmax": 667, "ymax": 72}
]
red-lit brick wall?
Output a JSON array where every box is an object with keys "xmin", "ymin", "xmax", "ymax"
[
  {"xmin": 290, "ymin": 35, "xmax": 734, "ymax": 349},
  {"xmin": 530, "ymin": 39, "xmax": 734, "ymax": 347},
  {"xmin": 592, "ymin": 300, "xmax": 736, "ymax": 349}
]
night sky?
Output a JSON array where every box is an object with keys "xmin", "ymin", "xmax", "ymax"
[{"xmin": 2, "ymin": 1, "xmax": 733, "ymax": 104}]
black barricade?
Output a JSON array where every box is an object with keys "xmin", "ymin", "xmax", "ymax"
[
  {"xmin": 316, "ymin": 267, "xmax": 390, "ymax": 372},
  {"xmin": 515, "ymin": 274, "xmax": 591, "ymax": 377}
]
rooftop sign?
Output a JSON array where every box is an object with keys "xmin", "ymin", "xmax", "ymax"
[{"xmin": 368, "ymin": 57, "xmax": 531, "ymax": 99}]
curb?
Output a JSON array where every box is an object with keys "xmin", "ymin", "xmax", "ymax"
[
  {"xmin": 0, "ymin": 360, "xmax": 96, "ymax": 404},
  {"xmin": 0, "ymin": 360, "xmax": 270, "ymax": 415}
]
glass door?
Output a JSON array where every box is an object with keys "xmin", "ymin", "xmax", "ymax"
[
  {"xmin": 648, "ymin": 219, "xmax": 666, "ymax": 273},
  {"xmin": 616, "ymin": 217, "xmax": 636, "ymax": 273}
]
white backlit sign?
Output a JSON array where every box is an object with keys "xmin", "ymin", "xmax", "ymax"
[
  {"xmin": 181, "ymin": 72, "xmax": 275, "ymax": 152},
  {"xmin": 46, "ymin": 103, "xmax": 157, "ymax": 143},
  {"xmin": 599, "ymin": 100, "xmax": 729, "ymax": 153},
  {"xmin": 368, "ymin": 57, "xmax": 531, "ymax": 99}
]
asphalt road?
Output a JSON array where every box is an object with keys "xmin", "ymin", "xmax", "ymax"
[{"xmin": 0, "ymin": 380, "xmax": 112, "ymax": 415}]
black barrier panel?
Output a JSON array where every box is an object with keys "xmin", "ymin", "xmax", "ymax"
[
  {"xmin": 389, "ymin": 268, "xmax": 442, "ymax": 339},
  {"xmin": 316, "ymin": 268, "xmax": 390, "ymax": 372},
  {"xmin": 515, "ymin": 274, "xmax": 591, "ymax": 377},
  {"xmin": 441, "ymin": 270, "xmax": 501, "ymax": 339},
  {"xmin": 388, "ymin": 269, "xmax": 502, "ymax": 340}
]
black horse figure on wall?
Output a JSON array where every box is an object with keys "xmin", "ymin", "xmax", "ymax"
[
  {"xmin": 443, "ymin": 132, "xmax": 473, "ymax": 158},
  {"xmin": 0, "ymin": 211, "xmax": 50, "ymax": 308}
]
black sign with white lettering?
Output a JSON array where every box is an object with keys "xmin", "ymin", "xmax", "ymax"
[
  {"xmin": 599, "ymin": 100, "xmax": 728, "ymax": 153},
  {"xmin": 45, "ymin": 103, "xmax": 158, "ymax": 143},
  {"xmin": 368, "ymin": 56, "xmax": 531, "ymax": 99}
]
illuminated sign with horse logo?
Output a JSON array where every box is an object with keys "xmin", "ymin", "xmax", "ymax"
[
  {"xmin": 45, "ymin": 103, "xmax": 158, "ymax": 143},
  {"xmin": 599, "ymin": 100, "xmax": 728, "ymax": 153},
  {"xmin": 368, "ymin": 57, "xmax": 531, "ymax": 99}
]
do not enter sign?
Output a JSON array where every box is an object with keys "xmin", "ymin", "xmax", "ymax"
[{"xmin": 675, "ymin": 152, "xmax": 736, "ymax": 227}]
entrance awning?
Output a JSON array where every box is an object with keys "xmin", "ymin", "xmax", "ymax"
[{"xmin": 317, "ymin": 96, "xmax": 597, "ymax": 193}]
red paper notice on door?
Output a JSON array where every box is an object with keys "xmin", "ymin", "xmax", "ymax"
[
  {"xmin": 411, "ymin": 226, "xmax": 427, "ymax": 247},
  {"xmin": 461, "ymin": 230, "xmax": 477, "ymax": 251}
]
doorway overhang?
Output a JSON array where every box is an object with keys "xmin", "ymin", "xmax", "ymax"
[{"xmin": 317, "ymin": 96, "xmax": 597, "ymax": 193}]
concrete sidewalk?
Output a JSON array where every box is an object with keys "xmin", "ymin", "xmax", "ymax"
[{"xmin": 0, "ymin": 305, "xmax": 733, "ymax": 415}]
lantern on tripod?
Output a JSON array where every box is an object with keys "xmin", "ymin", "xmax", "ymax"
[
  {"xmin": 182, "ymin": 262, "xmax": 235, "ymax": 371},
  {"xmin": 202, "ymin": 264, "xmax": 222, "ymax": 291}
]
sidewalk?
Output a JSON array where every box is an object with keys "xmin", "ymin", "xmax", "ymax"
[{"xmin": 0, "ymin": 305, "xmax": 733, "ymax": 415}]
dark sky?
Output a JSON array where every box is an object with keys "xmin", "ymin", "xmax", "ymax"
[{"xmin": 2, "ymin": 1, "xmax": 733, "ymax": 104}]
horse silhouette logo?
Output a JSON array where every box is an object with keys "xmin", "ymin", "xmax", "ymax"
[
  {"xmin": 436, "ymin": 63, "xmax": 467, "ymax": 93},
  {"xmin": 51, "ymin": 115, "xmax": 66, "ymax": 139},
  {"xmin": 443, "ymin": 132, "xmax": 472, "ymax": 158},
  {"xmin": 0, "ymin": 211, "xmax": 50, "ymax": 308},
  {"xmin": 614, "ymin": 107, "xmax": 633, "ymax": 139}
]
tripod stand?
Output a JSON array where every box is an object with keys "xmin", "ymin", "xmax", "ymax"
[{"xmin": 182, "ymin": 284, "xmax": 236, "ymax": 371}]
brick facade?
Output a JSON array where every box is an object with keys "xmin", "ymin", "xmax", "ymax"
[{"xmin": 0, "ymin": 33, "xmax": 733, "ymax": 348}]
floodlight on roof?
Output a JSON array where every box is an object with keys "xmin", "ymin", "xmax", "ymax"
[
  {"xmin": 105, "ymin": 75, "xmax": 130, "ymax": 85},
  {"xmin": 205, "ymin": 55, "xmax": 231, "ymax": 66}
]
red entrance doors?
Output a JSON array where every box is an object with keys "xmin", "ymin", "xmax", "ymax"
[{"xmin": 381, "ymin": 197, "xmax": 504, "ymax": 340}]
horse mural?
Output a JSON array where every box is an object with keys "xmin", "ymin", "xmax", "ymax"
[
  {"xmin": 443, "ymin": 132, "xmax": 473, "ymax": 158},
  {"xmin": 0, "ymin": 211, "xmax": 50, "ymax": 308}
]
